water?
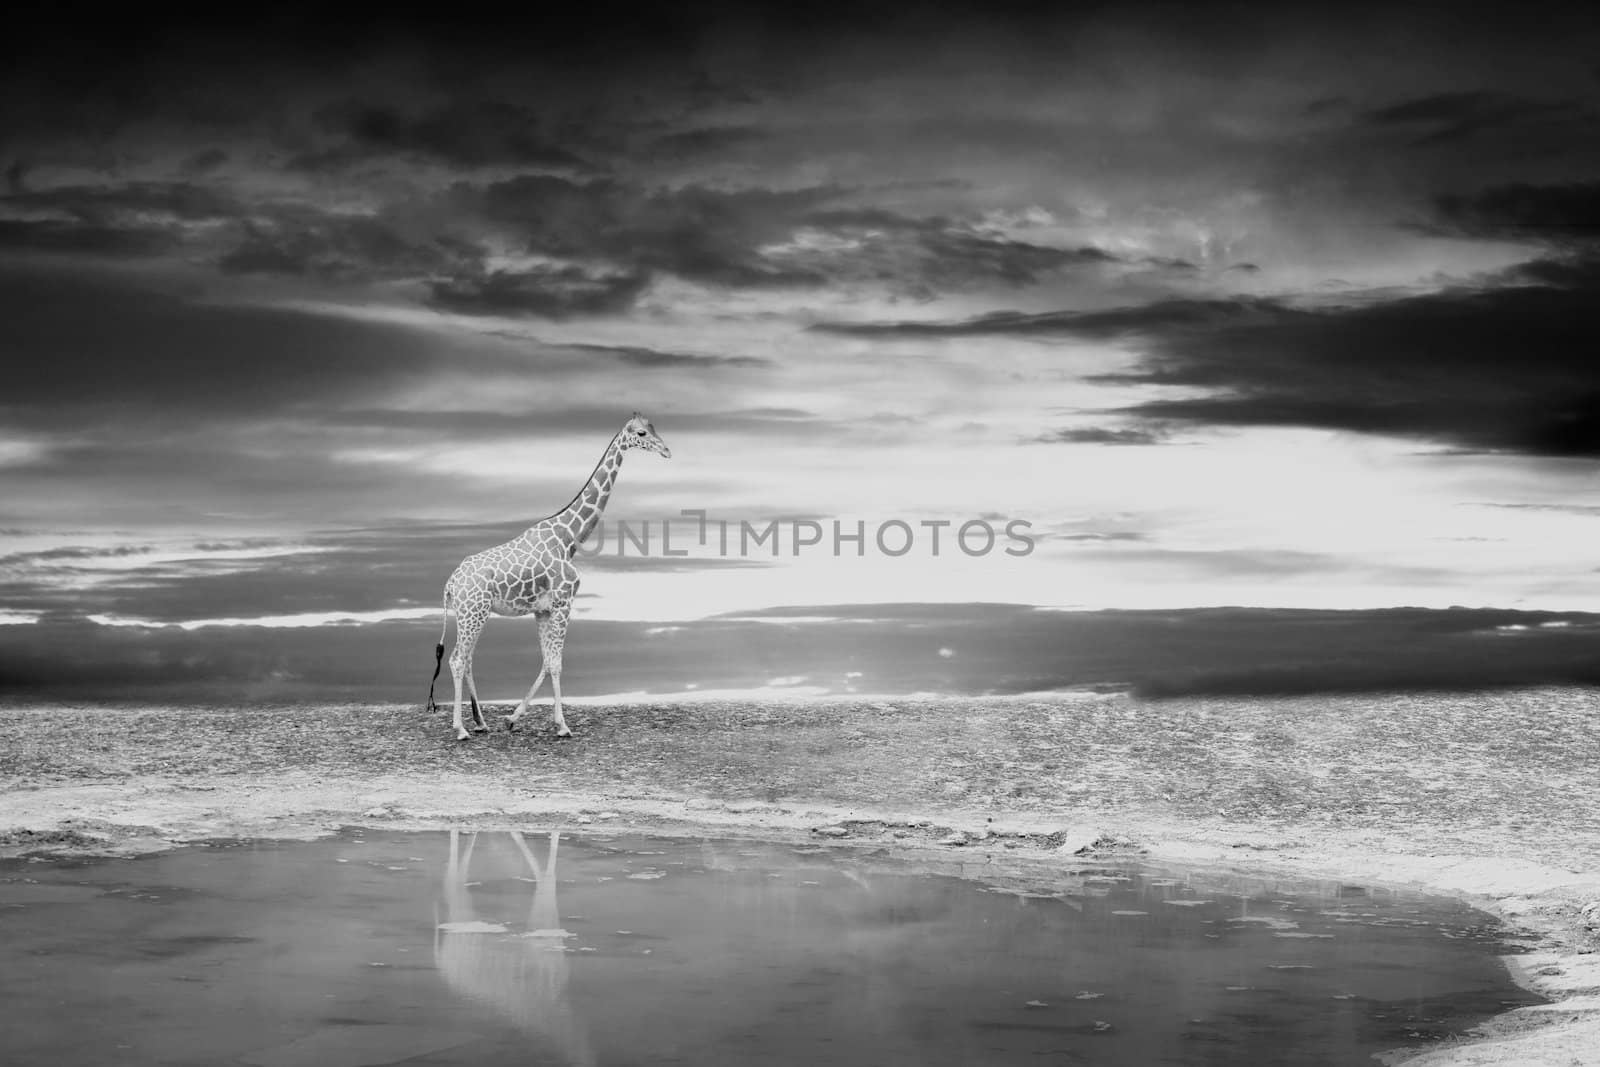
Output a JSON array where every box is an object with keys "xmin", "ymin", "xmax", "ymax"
[{"xmin": 0, "ymin": 829, "xmax": 1538, "ymax": 1066}]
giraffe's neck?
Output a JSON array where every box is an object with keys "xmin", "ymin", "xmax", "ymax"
[{"xmin": 548, "ymin": 433, "xmax": 624, "ymax": 550}]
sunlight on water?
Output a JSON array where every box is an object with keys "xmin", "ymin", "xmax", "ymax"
[{"xmin": 0, "ymin": 830, "xmax": 1539, "ymax": 1066}]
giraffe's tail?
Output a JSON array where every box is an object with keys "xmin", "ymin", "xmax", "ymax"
[{"xmin": 427, "ymin": 588, "xmax": 450, "ymax": 713}]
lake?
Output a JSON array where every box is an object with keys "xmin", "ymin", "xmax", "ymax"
[{"xmin": 0, "ymin": 828, "xmax": 1540, "ymax": 1065}]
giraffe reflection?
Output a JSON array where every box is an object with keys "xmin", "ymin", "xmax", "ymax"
[{"xmin": 435, "ymin": 830, "xmax": 595, "ymax": 1067}]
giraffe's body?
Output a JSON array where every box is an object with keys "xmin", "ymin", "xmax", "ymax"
[{"xmin": 428, "ymin": 414, "xmax": 670, "ymax": 740}]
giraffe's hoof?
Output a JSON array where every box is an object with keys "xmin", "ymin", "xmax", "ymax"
[
  {"xmin": 556, "ymin": 728, "xmax": 573, "ymax": 740},
  {"xmin": 454, "ymin": 730, "xmax": 471, "ymax": 742},
  {"xmin": 471, "ymin": 724, "xmax": 489, "ymax": 734}
]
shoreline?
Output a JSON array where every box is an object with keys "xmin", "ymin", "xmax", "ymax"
[{"xmin": 3, "ymin": 696, "xmax": 1599, "ymax": 1064}]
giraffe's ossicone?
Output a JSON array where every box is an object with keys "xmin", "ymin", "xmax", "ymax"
[{"xmin": 426, "ymin": 413, "xmax": 671, "ymax": 741}]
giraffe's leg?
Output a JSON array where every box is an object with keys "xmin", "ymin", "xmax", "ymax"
[
  {"xmin": 505, "ymin": 663, "xmax": 548, "ymax": 731},
  {"xmin": 448, "ymin": 611, "xmax": 485, "ymax": 742},
  {"xmin": 465, "ymin": 667, "xmax": 488, "ymax": 733},
  {"xmin": 541, "ymin": 599, "xmax": 574, "ymax": 739},
  {"xmin": 551, "ymin": 671, "xmax": 568, "ymax": 738}
]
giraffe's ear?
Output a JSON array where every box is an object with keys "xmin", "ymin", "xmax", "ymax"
[{"xmin": 632, "ymin": 410, "xmax": 641, "ymax": 420}]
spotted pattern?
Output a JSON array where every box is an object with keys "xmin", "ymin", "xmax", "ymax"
[{"xmin": 437, "ymin": 415, "xmax": 670, "ymax": 740}]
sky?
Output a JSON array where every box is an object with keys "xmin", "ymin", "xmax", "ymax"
[{"xmin": 3, "ymin": 2, "xmax": 1600, "ymax": 700}]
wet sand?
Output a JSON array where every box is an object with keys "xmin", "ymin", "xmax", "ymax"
[{"xmin": 2, "ymin": 691, "xmax": 1598, "ymax": 1064}]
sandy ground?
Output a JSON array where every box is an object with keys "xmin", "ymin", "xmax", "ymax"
[{"xmin": 3, "ymin": 691, "xmax": 1599, "ymax": 1065}]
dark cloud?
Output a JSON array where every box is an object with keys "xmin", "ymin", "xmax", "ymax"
[
  {"xmin": 181, "ymin": 148, "xmax": 229, "ymax": 175},
  {"xmin": 0, "ymin": 265, "xmax": 670, "ymax": 522},
  {"xmin": 0, "ymin": 180, "xmax": 491, "ymax": 287},
  {"xmin": 0, "ymin": 266, "xmax": 506, "ymax": 423},
  {"xmin": 1477, "ymin": 502, "xmax": 1600, "ymax": 515},
  {"xmin": 1362, "ymin": 90, "xmax": 1588, "ymax": 145},
  {"xmin": 458, "ymin": 175, "xmax": 840, "ymax": 290},
  {"xmin": 0, "ymin": 179, "xmax": 486, "ymax": 287},
  {"xmin": 0, "ymin": 171, "xmax": 843, "ymax": 303},
  {"xmin": 813, "ymin": 297, "xmax": 1266, "ymax": 338},
  {"xmin": 797, "ymin": 207, "xmax": 1121, "ymax": 294},
  {"xmin": 297, "ymin": 100, "xmax": 592, "ymax": 171},
  {"xmin": 318, "ymin": 405, "xmax": 821, "ymax": 440},
  {"xmin": 1093, "ymin": 283, "xmax": 1600, "ymax": 457},
  {"xmin": 0, "ymin": 180, "xmax": 243, "ymax": 258},
  {"xmin": 0, "ymin": 437, "xmax": 463, "ymax": 528},
  {"xmin": 1032, "ymin": 426, "xmax": 1171, "ymax": 446},
  {"xmin": 218, "ymin": 214, "xmax": 477, "ymax": 280},
  {"xmin": 0, "ymin": 218, "xmax": 182, "ymax": 257},
  {"xmin": 3, "ymin": 180, "xmax": 243, "ymax": 220},
  {"xmin": 1436, "ymin": 181, "xmax": 1600, "ymax": 237},
  {"xmin": 0, "ymin": 544, "xmax": 154, "ymax": 564},
  {"xmin": 1338, "ymin": 90, "xmax": 1600, "ymax": 188},
  {"xmin": 1056, "ymin": 531, "xmax": 1147, "ymax": 542},
  {"xmin": 1304, "ymin": 95, "xmax": 1351, "ymax": 116},
  {"xmin": 642, "ymin": 125, "xmax": 769, "ymax": 160},
  {"xmin": 818, "ymin": 265, "xmax": 1600, "ymax": 457},
  {"xmin": 1363, "ymin": 89, "xmax": 1574, "ymax": 129},
  {"xmin": 565, "ymin": 343, "xmax": 766, "ymax": 368},
  {"xmin": 428, "ymin": 265, "xmax": 653, "ymax": 318}
]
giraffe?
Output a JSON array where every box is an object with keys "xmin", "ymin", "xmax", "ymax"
[{"xmin": 427, "ymin": 413, "xmax": 670, "ymax": 741}]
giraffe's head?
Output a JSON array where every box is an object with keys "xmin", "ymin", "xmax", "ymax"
[{"xmin": 620, "ymin": 412, "xmax": 671, "ymax": 458}]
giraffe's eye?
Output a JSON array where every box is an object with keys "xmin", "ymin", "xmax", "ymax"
[{"xmin": 635, "ymin": 429, "xmax": 646, "ymax": 436}]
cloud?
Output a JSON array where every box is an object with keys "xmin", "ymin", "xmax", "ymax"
[
  {"xmin": 1361, "ymin": 91, "xmax": 1589, "ymax": 145},
  {"xmin": 1057, "ymin": 531, "xmax": 1147, "ymax": 542},
  {"xmin": 429, "ymin": 265, "xmax": 653, "ymax": 318},
  {"xmin": 1096, "ymin": 283, "xmax": 1600, "ymax": 458},
  {"xmin": 0, "ymin": 171, "xmax": 843, "ymax": 302},
  {"xmin": 317, "ymin": 405, "xmax": 815, "ymax": 441},
  {"xmin": 0, "ymin": 266, "xmax": 512, "ymax": 424},
  {"xmin": 787, "ymin": 207, "xmax": 1122, "ymax": 295},
  {"xmin": 0, "ymin": 543, "xmax": 154, "ymax": 564},
  {"xmin": 461, "ymin": 175, "xmax": 840, "ymax": 290},
  {"xmin": 1476, "ymin": 502, "xmax": 1600, "ymax": 515},
  {"xmin": 0, "ymin": 179, "xmax": 489, "ymax": 286},
  {"xmin": 1435, "ymin": 181, "xmax": 1600, "ymax": 238},
  {"xmin": 816, "ymin": 264, "xmax": 1600, "ymax": 457},
  {"xmin": 1304, "ymin": 96, "xmax": 1352, "ymax": 117},
  {"xmin": 297, "ymin": 100, "xmax": 591, "ymax": 171},
  {"xmin": 0, "ymin": 218, "xmax": 183, "ymax": 257},
  {"xmin": 0, "ymin": 180, "xmax": 243, "ymax": 258},
  {"xmin": 218, "ymin": 213, "xmax": 478, "ymax": 280},
  {"xmin": 812, "ymin": 298, "xmax": 1264, "ymax": 338},
  {"xmin": 564, "ymin": 343, "xmax": 766, "ymax": 368},
  {"xmin": 447, "ymin": 179, "xmax": 1122, "ymax": 301},
  {"xmin": 181, "ymin": 148, "xmax": 229, "ymax": 175},
  {"xmin": 642, "ymin": 125, "xmax": 768, "ymax": 161},
  {"xmin": 3, "ymin": 180, "xmax": 243, "ymax": 220},
  {"xmin": 1032, "ymin": 426, "xmax": 1172, "ymax": 446}
]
